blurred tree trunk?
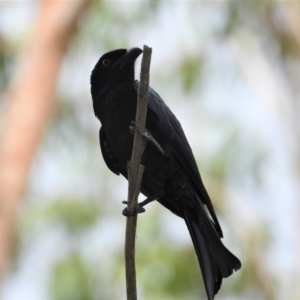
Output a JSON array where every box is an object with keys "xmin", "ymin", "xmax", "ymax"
[
  {"xmin": 0, "ymin": 0, "xmax": 90, "ymax": 280},
  {"xmin": 282, "ymin": 4, "xmax": 300, "ymax": 298}
]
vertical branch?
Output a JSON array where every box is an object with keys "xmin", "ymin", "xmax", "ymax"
[{"xmin": 125, "ymin": 45, "xmax": 152, "ymax": 300}]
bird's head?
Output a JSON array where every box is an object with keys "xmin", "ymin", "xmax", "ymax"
[{"xmin": 90, "ymin": 47, "xmax": 143, "ymax": 89}]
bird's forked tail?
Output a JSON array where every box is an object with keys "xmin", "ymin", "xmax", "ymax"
[{"xmin": 184, "ymin": 198, "xmax": 241, "ymax": 300}]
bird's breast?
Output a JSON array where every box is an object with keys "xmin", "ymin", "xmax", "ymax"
[{"xmin": 99, "ymin": 92, "xmax": 136, "ymax": 164}]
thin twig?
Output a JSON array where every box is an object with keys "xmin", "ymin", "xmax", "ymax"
[{"xmin": 125, "ymin": 45, "xmax": 152, "ymax": 300}]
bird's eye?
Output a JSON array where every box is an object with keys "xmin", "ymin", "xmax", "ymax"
[{"xmin": 102, "ymin": 59, "xmax": 111, "ymax": 68}]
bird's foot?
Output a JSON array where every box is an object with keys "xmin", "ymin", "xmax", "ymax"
[
  {"xmin": 122, "ymin": 195, "xmax": 158, "ymax": 217},
  {"xmin": 122, "ymin": 201, "xmax": 146, "ymax": 217},
  {"xmin": 129, "ymin": 121, "xmax": 169, "ymax": 157}
]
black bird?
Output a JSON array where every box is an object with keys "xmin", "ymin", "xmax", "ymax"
[{"xmin": 90, "ymin": 47, "xmax": 241, "ymax": 300}]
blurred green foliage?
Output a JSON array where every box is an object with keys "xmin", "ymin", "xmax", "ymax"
[
  {"xmin": 43, "ymin": 200, "xmax": 100, "ymax": 232},
  {"xmin": 21, "ymin": 199, "xmax": 101, "ymax": 235},
  {"xmin": 51, "ymin": 254, "xmax": 95, "ymax": 300},
  {"xmin": 0, "ymin": 37, "xmax": 11, "ymax": 93},
  {"xmin": 136, "ymin": 210, "xmax": 202, "ymax": 299},
  {"xmin": 179, "ymin": 56, "xmax": 204, "ymax": 94},
  {"xmin": 204, "ymin": 129, "xmax": 265, "ymax": 189}
]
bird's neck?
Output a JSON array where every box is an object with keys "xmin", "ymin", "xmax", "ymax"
[{"xmin": 92, "ymin": 80, "xmax": 136, "ymax": 124}]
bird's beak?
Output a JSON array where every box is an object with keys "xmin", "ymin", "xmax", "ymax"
[{"xmin": 113, "ymin": 47, "xmax": 143, "ymax": 68}]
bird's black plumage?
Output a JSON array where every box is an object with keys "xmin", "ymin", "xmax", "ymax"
[{"xmin": 90, "ymin": 47, "xmax": 241, "ymax": 300}]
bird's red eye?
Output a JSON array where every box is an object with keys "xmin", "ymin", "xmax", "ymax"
[{"xmin": 102, "ymin": 59, "xmax": 111, "ymax": 67}]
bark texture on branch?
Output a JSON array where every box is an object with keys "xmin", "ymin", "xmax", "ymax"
[
  {"xmin": 0, "ymin": 0, "xmax": 90, "ymax": 280},
  {"xmin": 125, "ymin": 45, "xmax": 152, "ymax": 300}
]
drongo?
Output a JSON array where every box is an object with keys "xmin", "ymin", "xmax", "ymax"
[{"xmin": 90, "ymin": 47, "xmax": 241, "ymax": 300}]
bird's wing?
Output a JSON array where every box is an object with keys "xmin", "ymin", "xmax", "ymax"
[
  {"xmin": 134, "ymin": 81, "xmax": 223, "ymax": 237},
  {"xmin": 99, "ymin": 127, "xmax": 121, "ymax": 176}
]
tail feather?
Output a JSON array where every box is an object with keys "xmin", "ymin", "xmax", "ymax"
[
  {"xmin": 184, "ymin": 195, "xmax": 241, "ymax": 300},
  {"xmin": 185, "ymin": 216, "xmax": 221, "ymax": 300}
]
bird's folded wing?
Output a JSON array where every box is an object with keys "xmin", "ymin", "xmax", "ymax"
[{"xmin": 134, "ymin": 81, "xmax": 223, "ymax": 238}]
